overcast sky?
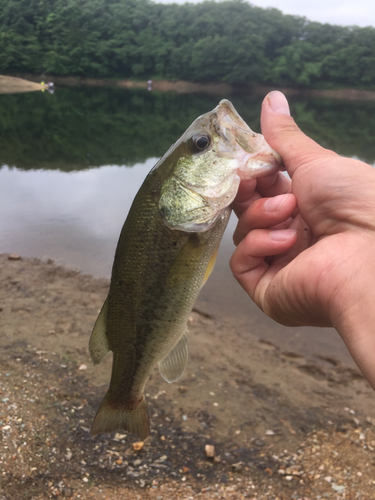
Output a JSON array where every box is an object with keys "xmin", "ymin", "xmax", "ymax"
[{"xmin": 153, "ymin": 0, "xmax": 374, "ymax": 28}]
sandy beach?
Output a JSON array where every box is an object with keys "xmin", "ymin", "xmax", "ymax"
[{"xmin": 1, "ymin": 253, "xmax": 375, "ymax": 499}]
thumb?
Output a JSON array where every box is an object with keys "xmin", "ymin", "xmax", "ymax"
[{"xmin": 260, "ymin": 91, "xmax": 335, "ymax": 177}]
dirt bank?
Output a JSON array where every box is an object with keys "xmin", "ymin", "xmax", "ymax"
[
  {"xmin": 7, "ymin": 73, "xmax": 375, "ymax": 100},
  {"xmin": 1, "ymin": 253, "xmax": 375, "ymax": 499},
  {"xmin": 0, "ymin": 75, "xmax": 45, "ymax": 94}
]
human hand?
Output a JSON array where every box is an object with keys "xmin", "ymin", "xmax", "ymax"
[{"xmin": 230, "ymin": 91, "xmax": 375, "ymax": 388}]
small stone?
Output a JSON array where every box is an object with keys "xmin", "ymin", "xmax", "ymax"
[
  {"xmin": 114, "ymin": 433, "xmax": 126, "ymax": 440},
  {"xmin": 82, "ymin": 477, "xmax": 88, "ymax": 483},
  {"xmin": 324, "ymin": 476, "xmax": 332, "ymax": 483},
  {"xmin": 8, "ymin": 254, "xmax": 21, "ymax": 260},
  {"xmin": 78, "ymin": 364, "xmax": 87, "ymax": 370},
  {"xmin": 205, "ymin": 444, "xmax": 215, "ymax": 458},
  {"xmin": 265, "ymin": 430, "xmax": 275, "ymax": 436},
  {"xmin": 178, "ymin": 386, "xmax": 188, "ymax": 394},
  {"xmin": 285, "ymin": 475, "xmax": 293, "ymax": 481},
  {"xmin": 232, "ymin": 461, "xmax": 244, "ymax": 471},
  {"xmin": 332, "ymin": 484, "xmax": 346, "ymax": 493},
  {"xmin": 132, "ymin": 441, "xmax": 144, "ymax": 451}
]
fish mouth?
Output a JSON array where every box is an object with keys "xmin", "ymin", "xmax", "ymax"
[{"xmin": 215, "ymin": 99, "xmax": 283, "ymax": 178}]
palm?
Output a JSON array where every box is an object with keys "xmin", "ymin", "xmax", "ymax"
[{"xmin": 255, "ymin": 155, "xmax": 375, "ymax": 328}]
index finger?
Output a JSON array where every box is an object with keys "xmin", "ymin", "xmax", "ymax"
[{"xmin": 231, "ymin": 171, "xmax": 291, "ymax": 220}]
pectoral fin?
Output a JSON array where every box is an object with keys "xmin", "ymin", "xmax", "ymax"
[
  {"xmin": 89, "ymin": 297, "xmax": 110, "ymax": 365},
  {"xmin": 158, "ymin": 330, "xmax": 188, "ymax": 383}
]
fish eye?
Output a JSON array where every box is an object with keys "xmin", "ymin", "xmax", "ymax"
[{"xmin": 189, "ymin": 133, "xmax": 211, "ymax": 152}]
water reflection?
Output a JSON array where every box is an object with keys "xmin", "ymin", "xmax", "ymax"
[{"xmin": 1, "ymin": 87, "xmax": 375, "ymax": 169}]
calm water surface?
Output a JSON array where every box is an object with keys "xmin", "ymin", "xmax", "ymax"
[{"xmin": 1, "ymin": 87, "xmax": 375, "ymax": 365}]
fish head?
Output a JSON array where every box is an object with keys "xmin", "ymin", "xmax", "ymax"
[{"xmin": 158, "ymin": 99, "xmax": 283, "ymax": 232}]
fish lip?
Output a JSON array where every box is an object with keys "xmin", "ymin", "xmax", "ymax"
[{"xmin": 214, "ymin": 99, "xmax": 283, "ymax": 176}]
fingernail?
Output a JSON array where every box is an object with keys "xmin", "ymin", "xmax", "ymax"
[
  {"xmin": 270, "ymin": 229, "xmax": 296, "ymax": 241},
  {"xmin": 264, "ymin": 194, "xmax": 289, "ymax": 212},
  {"xmin": 267, "ymin": 91, "xmax": 290, "ymax": 116}
]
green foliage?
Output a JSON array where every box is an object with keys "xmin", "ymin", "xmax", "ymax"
[{"xmin": 0, "ymin": 0, "xmax": 375, "ymax": 87}]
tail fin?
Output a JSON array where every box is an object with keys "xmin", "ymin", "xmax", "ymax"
[{"xmin": 90, "ymin": 393, "xmax": 150, "ymax": 441}]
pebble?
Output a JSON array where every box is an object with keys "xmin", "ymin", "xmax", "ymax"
[
  {"xmin": 114, "ymin": 433, "xmax": 127, "ymax": 440},
  {"xmin": 132, "ymin": 441, "xmax": 144, "ymax": 451},
  {"xmin": 231, "ymin": 461, "xmax": 244, "ymax": 471},
  {"xmin": 8, "ymin": 254, "xmax": 21, "ymax": 260},
  {"xmin": 332, "ymin": 483, "xmax": 346, "ymax": 493},
  {"xmin": 205, "ymin": 444, "xmax": 215, "ymax": 458},
  {"xmin": 78, "ymin": 364, "xmax": 87, "ymax": 370}
]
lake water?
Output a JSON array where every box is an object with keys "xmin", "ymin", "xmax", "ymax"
[{"xmin": 1, "ymin": 86, "xmax": 375, "ymax": 366}]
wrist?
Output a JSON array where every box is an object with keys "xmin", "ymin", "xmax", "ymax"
[{"xmin": 331, "ymin": 266, "xmax": 375, "ymax": 390}]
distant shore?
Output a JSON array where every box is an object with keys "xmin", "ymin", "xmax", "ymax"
[
  {"xmin": 0, "ymin": 75, "xmax": 45, "ymax": 94},
  {"xmin": 3, "ymin": 73, "xmax": 375, "ymax": 100}
]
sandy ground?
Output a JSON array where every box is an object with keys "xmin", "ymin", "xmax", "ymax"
[
  {"xmin": 1, "ymin": 253, "xmax": 375, "ymax": 499},
  {"xmin": 0, "ymin": 76, "xmax": 44, "ymax": 94}
]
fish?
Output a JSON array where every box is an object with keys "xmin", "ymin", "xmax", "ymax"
[{"xmin": 89, "ymin": 99, "xmax": 282, "ymax": 440}]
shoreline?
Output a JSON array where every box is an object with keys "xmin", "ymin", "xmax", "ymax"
[{"xmin": 4, "ymin": 73, "xmax": 375, "ymax": 100}]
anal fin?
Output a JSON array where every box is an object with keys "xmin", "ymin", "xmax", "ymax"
[
  {"xmin": 158, "ymin": 330, "xmax": 188, "ymax": 383},
  {"xmin": 89, "ymin": 297, "xmax": 110, "ymax": 365}
]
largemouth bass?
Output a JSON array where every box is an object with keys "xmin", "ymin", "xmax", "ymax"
[{"xmin": 89, "ymin": 99, "xmax": 282, "ymax": 440}]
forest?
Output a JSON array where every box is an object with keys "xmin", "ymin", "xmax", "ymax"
[{"xmin": 0, "ymin": 0, "xmax": 375, "ymax": 88}]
